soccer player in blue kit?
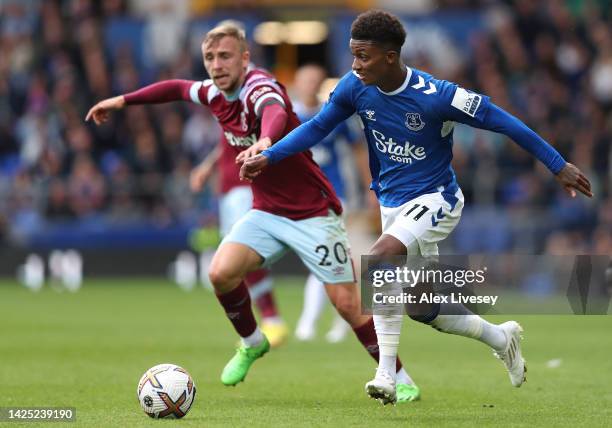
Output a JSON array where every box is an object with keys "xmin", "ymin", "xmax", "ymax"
[{"xmin": 240, "ymin": 10, "xmax": 593, "ymax": 405}]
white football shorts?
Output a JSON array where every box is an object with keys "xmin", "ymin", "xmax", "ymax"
[{"xmin": 380, "ymin": 186, "xmax": 465, "ymax": 256}]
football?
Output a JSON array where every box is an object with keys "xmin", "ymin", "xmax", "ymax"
[{"xmin": 137, "ymin": 363, "xmax": 196, "ymax": 419}]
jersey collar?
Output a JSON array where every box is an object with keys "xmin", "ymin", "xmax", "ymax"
[
  {"xmin": 376, "ymin": 66, "xmax": 412, "ymax": 96},
  {"xmin": 222, "ymin": 89, "xmax": 240, "ymax": 101},
  {"xmin": 220, "ymin": 63, "xmax": 256, "ymax": 101}
]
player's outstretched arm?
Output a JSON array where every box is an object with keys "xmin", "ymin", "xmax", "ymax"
[
  {"xmin": 85, "ymin": 95, "xmax": 125, "ymax": 125},
  {"xmin": 262, "ymin": 99, "xmax": 354, "ymax": 164},
  {"xmin": 86, "ymin": 80, "xmax": 196, "ymax": 125},
  {"xmin": 239, "ymin": 101, "xmax": 351, "ymax": 181},
  {"xmin": 555, "ymin": 162, "xmax": 593, "ymax": 198},
  {"xmin": 486, "ymin": 105, "xmax": 593, "ymax": 198},
  {"xmin": 455, "ymin": 100, "xmax": 593, "ymax": 197}
]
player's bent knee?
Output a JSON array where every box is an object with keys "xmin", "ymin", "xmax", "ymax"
[
  {"xmin": 407, "ymin": 301, "xmax": 441, "ymax": 325},
  {"xmin": 208, "ymin": 243, "xmax": 263, "ymax": 291},
  {"xmin": 208, "ymin": 260, "xmax": 244, "ymax": 291}
]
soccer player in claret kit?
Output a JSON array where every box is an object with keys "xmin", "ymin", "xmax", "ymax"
[
  {"xmin": 240, "ymin": 10, "xmax": 593, "ymax": 404},
  {"xmin": 190, "ymin": 134, "xmax": 290, "ymax": 348},
  {"xmin": 86, "ymin": 22, "xmax": 421, "ymax": 403}
]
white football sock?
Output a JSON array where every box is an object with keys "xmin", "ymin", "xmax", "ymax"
[
  {"xmin": 241, "ymin": 327, "xmax": 264, "ymax": 347},
  {"xmin": 479, "ymin": 319, "xmax": 507, "ymax": 351},
  {"xmin": 430, "ymin": 314, "xmax": 507, "ymax": 351},
  {"xmin": 395, "ymin": 367, "xmax": 414, "ymax": 385},
  {"xmin": 295, "ymin": 274, "xmax": 327, "ymax": 334},
  {"xmin": 374, "ymin": 314, "xmax": 403, "ymax": 378}
]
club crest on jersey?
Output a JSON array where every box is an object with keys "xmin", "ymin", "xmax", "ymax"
[
  {"xmin": 405, "ymin": 113, "xmax": 425, "ymax": 131},
  {"xmin": 365, "ymin": 109, "xmax": 376, "ymax": 121}
]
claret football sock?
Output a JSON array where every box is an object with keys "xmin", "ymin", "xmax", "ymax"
[
  {"xmin": 352, "ymin": 317, "xmax": 380, "ymax": 360},
  {"xmin": 215, "ymin": 282, "xmax": 259, "ymax": 340}
]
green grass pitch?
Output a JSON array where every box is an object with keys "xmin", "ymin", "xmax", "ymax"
[{"xmin": 1, "ymin": 278, "xmax": 611, "ymax": 427}]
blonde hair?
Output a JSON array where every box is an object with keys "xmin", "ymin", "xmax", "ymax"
[{"xmin": 204, "ymin": 21, "xmax": 248, "ymax": 52}]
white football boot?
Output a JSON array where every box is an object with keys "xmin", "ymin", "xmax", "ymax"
[
  {"xmin": 494, "ymin": 321, "xmax": 527, "ymax": 387},
  {"xmin": 365, "ymin": 368, "xmax": 397, "ymax": 405}
]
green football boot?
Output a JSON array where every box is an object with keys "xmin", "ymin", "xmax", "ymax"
[
  {"xmin": 396, "ymin": 383, "xmax": 421, "ymax": 403},
  {"xmin": 221, "ymin": 337, "xmax": 270, "ymax": 386}
]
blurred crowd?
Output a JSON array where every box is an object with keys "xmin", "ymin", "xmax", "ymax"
[
  {"xmin": 0, "ymin": 0, "xmax": 222, "ymax": 243},
  {"xmin": 0, "ymin": 0, "xmax": 610, "ymax": 254},
  {"xmin": 431, "ymin": 0, "xmax": 612, "ymax": 254}
]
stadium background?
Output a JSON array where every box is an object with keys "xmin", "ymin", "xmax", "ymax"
[
  {"xmin": 1, "ymin": 1, "xmax": 611, "ymax": 426},
  {"xmin": 1, "ymin": 0, "xmax": 610, "ymax": 277}
]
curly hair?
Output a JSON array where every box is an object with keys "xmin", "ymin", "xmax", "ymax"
[{"xmin": 350, "ymin": 10, "xmax": 406, "ymax": 52}]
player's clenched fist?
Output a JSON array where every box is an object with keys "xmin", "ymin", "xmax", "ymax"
[
  {"xmin": 85, "ymin": 95, "xmax": 126, "ymax": 125},
  {"xmin": 240, "ymin": 154, "xmax": 269, "ymax": 182}
]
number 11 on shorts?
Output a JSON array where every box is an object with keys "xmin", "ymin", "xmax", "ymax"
[{"xmin": 404, "ymin": 204, "xmax": 429, "ymax": 221}]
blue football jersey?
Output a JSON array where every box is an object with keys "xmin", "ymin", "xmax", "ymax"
[
  {"xmin": 328, "ymin": 67, "xmax": 492, "ymax": 208},
  {"xmin": 263, "ymin": 67, "xmax": 565, "ymax": 208}
]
